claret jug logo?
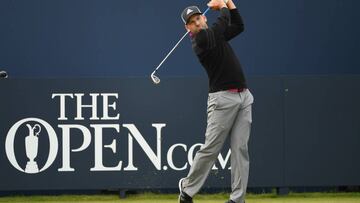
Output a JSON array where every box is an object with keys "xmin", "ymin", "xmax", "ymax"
[{"xmin": 5, "ymin": 118, "xmax": 58, "ymax": 174}]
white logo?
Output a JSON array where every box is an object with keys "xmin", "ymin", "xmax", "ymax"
[
  {"xmin": 5, "ymin": 118, "xmax": 58, "ymax": 174},
  {"xmin": 4, "ymin": 93, "xmax": 232, "ymax": 174},
  {"xmin": 24, "ymin": 123, "xmax": 41, "ymax": 173},
  {"xmin": 186, "ymin": 9, "xmax": 193, "ymax": 15}
]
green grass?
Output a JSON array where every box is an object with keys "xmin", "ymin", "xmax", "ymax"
[{"xmin": 0, "ymin": 192, "xmax": 360, "ymax": 203}]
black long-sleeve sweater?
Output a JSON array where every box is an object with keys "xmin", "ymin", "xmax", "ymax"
[{"xmin": 191, "ymin": 8, "xmax": 247, "ymax": 93}]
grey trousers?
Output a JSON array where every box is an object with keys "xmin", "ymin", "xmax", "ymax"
[{"xmin": 182, "ymin": 89, "xmax": 254, "ymax": 203}]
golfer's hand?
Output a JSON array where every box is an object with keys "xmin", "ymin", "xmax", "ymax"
[{"xmin": 207, "ymin": 0, "xmax": 227, "ymax": 10}]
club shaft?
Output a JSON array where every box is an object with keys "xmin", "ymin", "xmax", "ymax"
[
  {"xmin": 152, "ymin": 7, "xmax": 211, "ymax": 75},
  {"xmin": 203, "ymin": 7, "xmax": 210, "ymax": 15},
  {"xmin": 153, "ymin": 30, "xmax": 189, "ymax": 74}
]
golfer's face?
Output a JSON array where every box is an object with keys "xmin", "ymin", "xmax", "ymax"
[{"xmin": 186, "ymin": 14, "xmax": 207, "ymax": 34}]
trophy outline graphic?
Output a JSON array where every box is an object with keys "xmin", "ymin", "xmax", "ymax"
[
  {"xmin": 6, "ymin": 118, "xmax": 59, "ymax": 174},
  {"xmin": 25, "ymin": 123, "xmax": 41, "ymax": 173}
]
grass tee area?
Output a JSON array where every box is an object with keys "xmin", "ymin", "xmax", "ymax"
[{"xmin": 1, "ymin": 192, "xmax": 360, "ymax": 203}]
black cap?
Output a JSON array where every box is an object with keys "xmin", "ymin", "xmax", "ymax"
[{"xmin": 181, "ymin": 6, "xmax": 202, "ymax": 24}]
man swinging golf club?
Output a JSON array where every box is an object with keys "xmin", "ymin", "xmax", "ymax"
[{"xmin": 178, "ymin": 0, "xmax": 254, "ymax": 203}]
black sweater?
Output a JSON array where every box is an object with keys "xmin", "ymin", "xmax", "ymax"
[{"xmin": 191, "ymin": 8, "xmax": 247, "ymax": 93}]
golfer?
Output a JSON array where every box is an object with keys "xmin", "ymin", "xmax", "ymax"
[{"xmin": 178, "ymin": 0, "xmax": 253, "ymax": 203}]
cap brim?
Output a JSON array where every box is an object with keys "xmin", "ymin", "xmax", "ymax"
[{"xmin": 185, "ymin": 12, "xmax": 203, "ymax": 24}]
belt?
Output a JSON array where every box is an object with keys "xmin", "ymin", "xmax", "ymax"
[{"xmin": 227, "ymin": 88, "xmax": 246, "ymax": 93}]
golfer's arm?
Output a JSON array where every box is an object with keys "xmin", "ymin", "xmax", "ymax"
[
  {"xmin": 224, "ymin": 0, "xmax": 244, "ymax": 40},
  {"xmin": 214, "ymin": 7, "xmax": 231, "ymax": 33},
  {"xmin": 226, "ymin": 0, "xmax": 237, "ymax": 9},
  {"xmin": 195, "ymin": 8, "xmax": 231, "ymax": 49}
]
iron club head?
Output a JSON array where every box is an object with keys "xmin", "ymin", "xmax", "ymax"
[
  {"xmin": 150, "ymin": 73, "xmax": 160, "ymax": 85},
  {"xmin": 0, "ymin": 70, "xmax": 8, "ymax": 78}
]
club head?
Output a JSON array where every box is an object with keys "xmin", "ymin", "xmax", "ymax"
[
  {"xmin": 0, "ymin": 70, "xmax": 8, "ymax": 78},
  {"xmin": 151, "ymin": 73, "xmax": 160, "ymax": 85}
]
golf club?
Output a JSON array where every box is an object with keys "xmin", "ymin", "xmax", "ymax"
[
  {"xmin": 150, "ymin": 7, "xmax": 210, "ymax": 85},
  {"xmin": 0, "ymin": 70, "xmax": 8, "ymax": 78}
]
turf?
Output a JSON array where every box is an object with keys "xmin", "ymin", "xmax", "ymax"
[{"xmin": 0, "ymin": 192, "xmax": 360, "ymax": 203}]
